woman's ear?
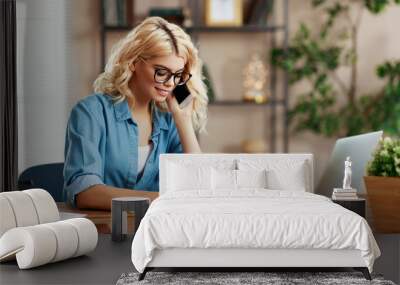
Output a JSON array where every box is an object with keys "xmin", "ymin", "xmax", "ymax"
[{"xmin": 129, "ymin": 62, "xmax": 135, "ymax": 73}]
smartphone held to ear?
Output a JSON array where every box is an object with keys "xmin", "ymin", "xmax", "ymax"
[{"xmin": 173, "ymin": 83, "xmax": 193, "ymax": 108}]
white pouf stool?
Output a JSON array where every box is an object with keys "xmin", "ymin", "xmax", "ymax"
[{"xmin": 0, "ymin": 189, "xmax": 98, "ymax": 269}]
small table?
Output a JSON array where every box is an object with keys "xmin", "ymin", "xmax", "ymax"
[
  {"xmin": 112, "ymin": 197, "xmax": 150, "ymax": 242},
  {"xmin": 332, "ymin": 198, "xmax": 366, "ymax": 218}
]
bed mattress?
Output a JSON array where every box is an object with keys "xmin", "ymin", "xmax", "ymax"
[{"xmin": 131, "ymin": 190, "xmax": 380, "ymax": 273}]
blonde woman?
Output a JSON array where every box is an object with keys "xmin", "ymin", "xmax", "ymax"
[{"xmin": 63, "ymin": 17, "xmax": 208, "ymax": 210}]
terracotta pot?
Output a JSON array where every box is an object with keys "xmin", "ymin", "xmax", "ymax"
[{"xmin": 364, "ymin": 176, "xmax": 400, "ymax": 233}]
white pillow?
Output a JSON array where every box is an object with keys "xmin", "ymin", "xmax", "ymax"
[
  {"xmin": 266, "ymin": 168, "xmax": 306, "ymax": 191},
  {"xmin": 212, "ymin": 168, "xmax": 236, "ymax": 190},
  {"xmin": 167, "ymin": 162, "xmax": 212, "ymax": 191},
  {"xmin": 238, "ymin": 159, "xmax": 308, "ymax": 191},
  {"xmin": 166, "ymin": 158, "xmax": 236, "ymax": 170},
  {"xmin": 211, "ymin": 168, "xmax": 268, "ymax": 190},
  {"xmin": 236, "ymin": 169, "xmax": 268, "ymax": 189}
]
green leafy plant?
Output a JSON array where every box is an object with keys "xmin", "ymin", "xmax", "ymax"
[
  {"xmin": 271, "ymin": 0, "xmax": 400, "ymax": 137},
  {"xmin": 367, "ymin": 137, "xmax": 400, "ymax": 177}
]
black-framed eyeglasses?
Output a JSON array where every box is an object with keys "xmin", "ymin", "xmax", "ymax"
[{"xmin": 140, "ymin": 58, "xmax": 192, "ymax": 86}]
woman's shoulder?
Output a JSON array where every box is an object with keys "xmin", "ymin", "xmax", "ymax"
[
  {"xmin": 71, "ymin": 93, "xmax": 116, "ymax": 115},
  {"xmin": 73, "ymin": 93, "xmax": 113, "ymax": 110},
  {"xmin": 69, "ymin": 93, "xmax": 115, "ymax": 122}
]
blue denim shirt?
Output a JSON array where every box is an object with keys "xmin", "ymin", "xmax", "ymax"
[{"xmin": 63, "ymin": 93, "xmax": 182, "ymax": 206}]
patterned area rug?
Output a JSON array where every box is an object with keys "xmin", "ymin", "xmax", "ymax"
[{"xmin": 116, "ymin": 271, "xmax": 396, "ymax": 285}]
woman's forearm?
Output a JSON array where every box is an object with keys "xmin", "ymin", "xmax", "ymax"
[
  {"xmin": 76, "ymin": 184, "xmax": 159, "ymax": 210},
  {"xmin": 173, "ymin": 115, "xmax": 201, "ymax": 153}
]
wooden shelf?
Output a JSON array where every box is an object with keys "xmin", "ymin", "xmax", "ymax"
[
  {"xmin": 209, "ymin": 99, "xmax": 284, "ymax": 106},
  {"xmin": 99, "ymin": 0, "xmax": 291, "ymax": 152},
  {"xmin": 186, "ymin": 25, "xmax": 285, "ymax": 33},
  {"xmin": 103, "ymin": 25, "xmax": 132, "ymax": 31},
  {"xmin": 103, "ymin": 25, "xmax": 285, "ymax": 33}
]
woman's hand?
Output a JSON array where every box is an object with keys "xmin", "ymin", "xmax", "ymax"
[
  {"xmin": 76, "ymin": 185, "xmax": 159, "ymax": 210},
  {"xmin": 165, "ymin": 93, "xmax": 194, "ymax": 120},
  {"xmin": 165, "ymin": 93, "xmax": 201, "ymax": 153}
]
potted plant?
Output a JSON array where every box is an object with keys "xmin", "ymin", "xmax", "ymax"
[
  {"xmin": 364, "ymin": 137, "xmax": 400, "ymax": 233},
  {"xmin": 271, "ymin": 1, "xmax": 400, "ymax": 138}
]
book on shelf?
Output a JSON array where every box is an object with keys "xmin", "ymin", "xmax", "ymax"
[
  {"xmin": 332, "ymin": 192, "xmax": 358, "ymax": 197},
  {"xmin": 332, "ymin": 193, "xmax": 358, "ymax": 200},
  {"xmin": 149, "ymin": 7, "xmax": 184, "ymax": 26},
  {"xmin": 104, "ymin": 0, "xmax": 118, "ymax": 26},
  {"xmin": 332, "ymin": 194, "xmax": 359, "ymax": 200},
  {"xmin": 332, "ymin": 188, "xmax": 359, "ymax": 200},
  {"xmin": 103, "ymin": 0, "xmax": 134, "ymax": 27},
  {"xmin": 333, "ymin": 188, "xmax": 357, "ymax": 193},
  {"xmin": 245, "ymin": 0, "xmax": 273, "ymax": 26}
]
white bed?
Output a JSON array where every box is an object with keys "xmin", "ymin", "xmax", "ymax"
[{"xmin": 131, "ymin": 154, "xmax": 380, "ymax": 280}]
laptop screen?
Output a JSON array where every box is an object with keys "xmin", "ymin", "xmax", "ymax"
[{"xmin": 316, "ymin": 131, "xmax": 383, "ymax": 197}]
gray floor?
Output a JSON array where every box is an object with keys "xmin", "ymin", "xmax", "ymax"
[
  {"xmin": 374, "ymin": 234, "xmax": 400, "ymax": 284},
  {"xmin": 0, "ymin": 234, "xmax": 134, "ymax": 285},
  {"xmin": 1, "ymin": 234, "xmax": 398, "ymax": 285}
]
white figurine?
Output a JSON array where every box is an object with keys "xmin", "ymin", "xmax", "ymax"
[{"xmin": 342, "ymin": 156, "xmax": 352, "ymax": 189}]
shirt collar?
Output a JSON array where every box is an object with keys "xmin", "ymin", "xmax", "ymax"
[
  {"xmin": 114, "ymin": 99, "xmax": 169, "ymax": 131},
  {"xmin": 114, "ymin": 99, "xmax": 132, "ymax": 121},
  {"xmin": 152, "ymin": 103, "xmax": 169, "ymax": 131}
]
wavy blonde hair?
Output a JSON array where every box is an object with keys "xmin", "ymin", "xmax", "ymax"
[{"xmin": 93, "ymin": 17, "xmax": 208, "ymax": 132}]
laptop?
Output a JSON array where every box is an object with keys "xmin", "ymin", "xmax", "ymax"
[{"xmin": 316, "ymin": 131, "xmax": 383, "ymax": 197}]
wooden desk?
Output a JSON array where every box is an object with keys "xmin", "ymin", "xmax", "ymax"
[{"xmin": 57, "ymin": 203, "xmax": 135, "ymax": 234}]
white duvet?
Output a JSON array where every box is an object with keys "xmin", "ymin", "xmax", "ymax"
[{"xmin": 131, "ymin": 190, "xmax": 380, "ymax": 273}]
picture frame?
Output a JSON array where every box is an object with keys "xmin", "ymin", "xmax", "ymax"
[{"xmin": 205, "ymin": 0, "xmax": 243, "ymax": 27}]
